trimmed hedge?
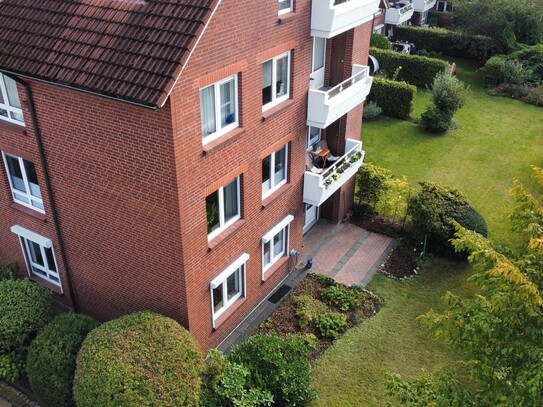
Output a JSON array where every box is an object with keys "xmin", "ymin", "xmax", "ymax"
[
  {"xmin": 394, "ymin": 26, "xmax": 497, "ymax": 59},
  {"xmin": 370, "ymin": 47, "xmax": 449, "ymax": 87},
  {"xmin": 368, "ymin": 77, "xmax": 416, "ymax": 120},
  {"xmin": 26, "ymin": 313, "xmax": 100, "ymax": 407},
  {"xmin": 0, "ymin": 262, "xmax": 19, "ymax": 281},
  {"xmin": 0, "ymin": 279, "xmax": 52, "ymax": 354},
  {"xmin": 229, "ymin": 333, "xmax": 316, "ymax": 407},
  {"xmin": 73, "ymin": 311, "xmax": 204, "ymax": 407}
]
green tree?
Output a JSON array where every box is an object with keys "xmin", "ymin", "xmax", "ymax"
[
  {"xmin": 454, "ymin": 0, "xmax": 543, "ymax": 52},
  {"xmin": 388, "ymin": 166, "xmax": 543, "ymax": 405}
]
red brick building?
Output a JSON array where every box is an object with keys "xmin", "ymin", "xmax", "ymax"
[{"xmin": 0, "ymin": 0, "xmax": 375, "ymax": 350}]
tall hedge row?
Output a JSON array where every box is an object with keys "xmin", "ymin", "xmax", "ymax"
[
  {"xmin": 370, "ymin": 47, "xmax": 449, "ymax": 87},
  {"xmin": 394, "ymin": 26, "xmax": 497, "ymax": 59},
  {"xmin": 368, "ymin": 78, "xmax": 416, "ymax": 120}
]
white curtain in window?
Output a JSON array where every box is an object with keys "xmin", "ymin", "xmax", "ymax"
[
  {"xmin": 3, "ymin": 75, "xmax": 21, "ymax": 109},
  {"xmin": 220, "ymin": 79, "xmax": 235, "ymax": 127},
  {"xmin": 313, "ymin": 37, "xmax": 325, "ymax": 72},
  {"xmin": 223, "ymin": 178, "xmax": 238, "ymax": 222},
  {"xmin": 262, "ymin": 60, "xmax": 273, "ymax": 88},
  {"xmin": 200, "ymin": 86, "xmax": 216, "ymax": 136},
  {"xmin": 276, "ymin": 56, "xmax": 288, "ymax": 97}
]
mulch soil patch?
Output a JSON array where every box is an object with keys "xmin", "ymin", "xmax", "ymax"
[
  {"xmin": 256, "ymin": 273, "xmax": 383, "ymax": 362},
  {"xmin": 381, "ymin": 243, "xmax": 419, "ymax": 279}
]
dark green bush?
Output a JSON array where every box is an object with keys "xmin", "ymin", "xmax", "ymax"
[
  {"xmin": 483, "ymin": 56, "xmax": 506, "ymax": 87},
  {"xmin": 430, "ymin": 71, "xmax": 469, "ymax": 114},
  {"xmin": 229, "ymin": 333, "xmax": 316, "ymax": 407},
  {"xmin": 420, "ymin": 107, "xmax": 452, "ymax": 134},
  {"xmin": 509, "ymin": 44, "xmax": 543, "ymax": 80},
  {"xmin": 26, "ymin": 313, "xmax": 99, "ymax": 407},
  {"xmin": 314, "ymin": 312, "xmax": 347, "ymax": 339},
  {"xmin": 523, "ymin": 86, "xmax": 543, "ymax": 107},
  {"xmin": 394, "ymin": 26, "xmax": 496, "ymax": 59},
  {"xmin": 0, "ymin": 279, "xmax": 52, "ymax": 355},
  {"xmin": 370, "ymin": 47, "xmax": 449, "ymax": 87},
  {"xmin": 315, "ymin": 274, "xmax": 335, "ymax": 287},
  {"xmin": 201, "ymin": 349, "xmax": 273, "ymax": 407},
  {"xmin": 428, "ymin": 10, "xmax": 454, "ymax": 28},
  {"xmin": 321, "ymin": 285, "xmax": 360, "ymax": 312},
  {"xmin": 368, "ymin": 77, "xmax": 416, "ymax": 120},
  {"xmin": 0, "ymin": 262, "xmax": 19, "ymax": 281},
  {"xmin": 407, "ymin": 182, "xmax": 488, "ymax": 258},
  {"xmin": 73, "ymin": 311, "xmax": 204, "ymax": 407},
  {"xmin": 370, "ymin": 33, "xmax": 391, "ymax": 50},
  {"xmin": 363, "ymin": 100, "xmax": 382, "ymax": 120}
]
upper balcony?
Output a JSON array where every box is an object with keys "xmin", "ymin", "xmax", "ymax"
[
  {"xmin": 307, "ymin": 65, "xmax": 372, "ymax": 129},
  {"xmin": 311, "ymin": 0, "xmax": 381, "ymax": 39},
  {"xmin": 413, "ymin": 0, "xmax": 437, "ymax": 13},
  {"xmin": 303, "ymin": 139, "xmax": 365, "ymax": 207},
  {"xmin": 385, "ymin": 1, "xmax": 415, "ymax": 25}
]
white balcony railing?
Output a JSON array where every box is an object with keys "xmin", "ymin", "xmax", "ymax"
[
  {"xmin": 413, "ymin": 0, "xmax": 437, "ymax": 12},
  {"xmin": 307, "ymin": 64, "xmax": 372, "ymax": 129},
  {"xmin": 311, "ymin": 0, "xmax": 381, "ymax": 38},
  {"xmin": 385, "ymin": 1, "xmax": 415, "ymax": 25},
  {"xmin": 303, "ymin": 139, "xmax": 365, "ymax": 207}
]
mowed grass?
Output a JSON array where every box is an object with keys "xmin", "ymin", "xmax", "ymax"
[{"xmin": 311, "ymin": 59, "xmax": 543, "ymax": 406}]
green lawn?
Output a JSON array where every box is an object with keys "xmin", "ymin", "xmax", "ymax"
[{"xmin": 311, "ymin": 59, "xmax": 543, "ymax": 406}]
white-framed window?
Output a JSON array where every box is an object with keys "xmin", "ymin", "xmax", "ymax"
[
  {"xmin": 307, "ymin": 126, "xmax": 321, "ymax": 148},
  {"xmin": 0, "ymin": 73, "xmax": 24, "ymax": 125},
  {"xmin": 2, "ymin": 152, "xmax": 44, "ymax": 212},
  {"xmin": 200, "ymin": 74, "xmax": 239, "ymax": 144},
  {"xmin": 210, "ymin": 253, "xmax": 248, "ymax": 327},
  {"xmin": 262, "ymin": 144, "xmax": 288, "ymax": 197},
  {"xmin": 278, "ymin": 0, "xmax": 293, "ymax": 15},
  {"xmin": 262, "ymin": 51, "xmax": 290, "ymax": 111},
  {"xmin": 262, "ymin": 215, "xmax": 293, "ymax": 277},
  {"xmin": 11, "ymin": 225, "xmax": 62, "ymax": 289},
  {"xmin": 206, "ymin": 176, "xmax": 241, "ymax": 241}
]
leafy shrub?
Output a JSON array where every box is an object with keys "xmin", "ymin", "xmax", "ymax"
[
  {"xmin": 509, "ymin": 44, "xmax": 543, "ymax": 81},
  {"xmin": 201, "ymin": 349, "xmax": 273, "ymax": 407},
  {"xmin": 229, "ymin": 333, "xmax": 316, "ymax": 407},
  {"xmin": 314, "ymin": 312, "xmax": 347, "ymax": 339},
  {"xmin": 363, "ymin": 101, "xmax": 382, "ymax": 120},
  {"xmin": 370, "ymin": 47, "xmax": 449, "ymax": 87},
  {"xmin": 321, "ymin": 285, "xmax": 360, "ymax": 312},
  {"xmin": 0, "ymin": 279, "xmax": 52, "ymax": 355},
  {"xmin": 394, "ymin": 26, "xmax": 496, "ymax": 59},
  {"xmin": 26, "ymin": 313, "xmax": 99, "ymax": 407},
  {"xmin": 501, "ymin": 60, "xmax": 533, "ymax": 87},
  {"xmin": 356, "ymin": 163, "xmax": 393, "ymax": 209},
  {"xmin": 293, "ymin": 295, "xmax": 328, "ymax": 329},
  {"xmin": 370, "ymin": 33, "xmax": 391, "ymax": 50},
  {"xmin": 420, "ymin": 107, "xmax": 452, "ymax": 134},
  {"xmin": 407, "ymin": 182, "xmax": 488, "ymax": 258},
  {"xmin": 368, "ymin": 77, "xmax": 416, "ymax": 120},
  {"xmin": 73, "ymin": 311, "xmax": 204, "ymax": 407},
  {"xmin": 315, "ymin": 274, "xmax": 335, "ymax": 286},
  {"xmin": 430, "ymin": 71, "xmax": 469, "ymax": 114},
  {"xmin": 523, "ymin": 85, "xmax": 543, "ymax": 107},
  {"xmin": 428, "ymin": 10, "xmax": 454, "ymax": 28},
  {"xmin": 483, "ymin": 56, "xmax": 506, "ymax": 87},
  {"xmin": 0, "ymin": 352, "xmax": 26, "ymax": 383},
  {"xmin": 0, "ymin": 262, "xmax": 19, "ymax": 281}
]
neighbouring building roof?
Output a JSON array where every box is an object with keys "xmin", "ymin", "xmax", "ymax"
[{"xmin": 0, "ymin": 0, "xmax": 216, "ymax": 108}]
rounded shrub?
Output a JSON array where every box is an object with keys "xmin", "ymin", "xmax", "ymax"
[
  {"xmin": 363, "ymin": 101, "xmax": 383, "ymax": 120},
  {"xmin": 370, "ymin": 33, "xmax": 391, "ymax": 50},
  {"xmin": 420, "ymin": 107, "xmax": 452, "ymax": 134},
  {"xmin": 523, "ymin": 85, "xmax": 543, "ymax": 107},
  {"xmin": 26, "ymin": 313, "xmax": 99, "ymax": 407},
  {"xmin": 228, "ymin": 333, "xmax": 316, "ymax": 407},
  {"xmin": 407, "ymin": 181, "xmax": 488, "ymax": 258},
  {"xmin": 0, "ymin": 279, "xmax": 53, "ymax": 355},
  {"xmin": 73, "ymin": 311, "xmax": 204, "ymax": 407},
  {"xmin": 430, "ymin": 71, "xmax": 469, "ymax": 114}
]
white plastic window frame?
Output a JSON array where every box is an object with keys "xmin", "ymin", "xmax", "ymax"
[
  {"xmin": 307, "ymin": 126, "xmax": 321, "ymax": 149},
  {"xmin": 210, "ymin": 253, "xmax": 248, "ymax": 327},
  {"xmin": 261, "ymin": 215, "xmax": 293, "ymax": 278},
  {"xmin": 262, "ymin": 51, "xmax": 291, "ymax": 112},
  {"xmin": 0, "ymin": 73, "xmax": 24, "ymax": 126},
  {"xmin": 200, "ymin": 74, "xmax": 239, "ymax": 145},
  {"xmin": 207, "ymin": 177, "xmax": 241, "ymax": 241},
  {"xmin": 2, "ymin": 151, "xmax": 44, "ymax": 213},
  {"xmin": 278, "ymin": 0, "xmax": 293, "ymax": 15},
  {"xmin": 262, "ymin": 144, "xmax": 288, "ymax": 199}
]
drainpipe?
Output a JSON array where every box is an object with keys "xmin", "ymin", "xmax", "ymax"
[{"xmin": 3, "ymin": 72, "xmax": 78, "ymax": 311}]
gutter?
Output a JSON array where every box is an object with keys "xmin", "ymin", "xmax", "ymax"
[{"xmin": 2, "ymin": 71, "xmax": 79, "ymax": 311}]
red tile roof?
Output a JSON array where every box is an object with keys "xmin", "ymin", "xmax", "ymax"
[{"xmin": 0, "ymin": 0, "xmax": 216, "ymax": 107}]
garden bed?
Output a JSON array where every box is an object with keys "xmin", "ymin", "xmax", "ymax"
[{"xmin": 256, "ymin": 273, "xmax": 383, "ymax": 362}]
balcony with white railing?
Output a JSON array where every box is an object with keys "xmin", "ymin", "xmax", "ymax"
[
  {"xmin": 413, "ymin": 0, "xmax": 437, "ymax": 12},
  {"xmin": 303, "ymin": 139, "xmax": 365, "ymax": 207},
  {"xmin": 311, "ymin": 0, "xmax": 381, "ymax": 38},
  {"xmin": 307, "ymin": 65, "xmax": 372, "ymax": 129},
  {"xmin": 385, "ymin": 1, "xmax": 415, "ymax": 25}
]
